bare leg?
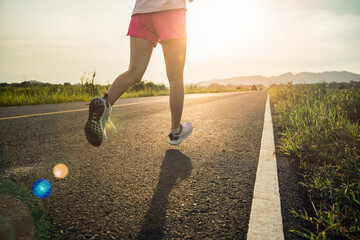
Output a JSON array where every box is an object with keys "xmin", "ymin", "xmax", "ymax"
[
  {"xmin": 107, "ymin": 37, "xmax": 154, "ymax": 106},
  {"xmin": 161, "ymin": 39, "xmax": 187, "ymax": 130}
]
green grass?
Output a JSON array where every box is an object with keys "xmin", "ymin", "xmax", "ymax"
[
  {"xmin": 0, "ymin": 85, "xmax": 107, "ymax": 106},
  {"xmin": 120, "ymin": 89, "xmax": 170, "ymax": 98},
  {"xmin": 269, "ymin": 83, "xmax": 360, "ymax": 239},
  {"xmin": 0, "ymin": 82, "xmax": 248, "ymax": 107},
  {"xmin": 185, "ymin": 87, "xmax": 248, "ymax": 94}
]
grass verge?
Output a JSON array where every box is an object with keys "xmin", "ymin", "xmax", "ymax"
[{"xmin": 269, "ymin": 83, "xmax": 360, "ymax": 239}]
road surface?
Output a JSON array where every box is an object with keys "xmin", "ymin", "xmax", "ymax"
[{"xmin": 0, "ymin": 92, "xmax": 307, "ymax": 239}]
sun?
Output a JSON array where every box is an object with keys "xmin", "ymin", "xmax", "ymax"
[{"xmin": 186, "ymin": 0, "xmax": 262, "ymax": 60}]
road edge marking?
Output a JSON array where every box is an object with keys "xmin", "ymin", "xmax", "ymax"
[{"xmin": 247, "ymin": 94, "xmax": 284, "ymax": 239}]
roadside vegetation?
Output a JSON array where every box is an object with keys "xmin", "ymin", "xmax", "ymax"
[
  {"xmin": 269, "ymin": 82, "xmax": 360, "ymax": 239},
  {"xmin": 0, "ymin": 71, "xmax": 257, "ymax": 106}
]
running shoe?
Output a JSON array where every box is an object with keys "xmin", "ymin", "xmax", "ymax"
[
  {"xmin": 168, "ymin": 122, "xmax": 193, "ymax": 145},
  {"xmin": 85, "ymin": 94, "xmax": 112, "ymax": 147}
]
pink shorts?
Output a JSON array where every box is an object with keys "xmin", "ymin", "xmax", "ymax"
[{"xmin": 127, "ymin": 9, "xmax": 186, "ymax": 47}]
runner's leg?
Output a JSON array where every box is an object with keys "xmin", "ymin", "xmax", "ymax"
[
  {"xmin": 161, "ymin": 39, "xmax": 186, "ymax": 130},
  {"xmin": 107, "ymin": 37, "xmax": 154, "ymax": 106}
]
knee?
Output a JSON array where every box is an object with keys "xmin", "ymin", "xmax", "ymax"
[
  {"xmin": 127, "ymin": 66, "xmax": 146, "ymax": 84},
  {"xmin": 167, "ymin": 72, "xmax": 184, "ymax": 84}
]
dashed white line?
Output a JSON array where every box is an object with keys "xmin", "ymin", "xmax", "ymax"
[{"xmin": 247, "ymin": 94, "xmax": 284, "ymax": 240}]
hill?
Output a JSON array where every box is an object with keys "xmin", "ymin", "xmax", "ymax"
[{"xmin": 198, "ymin": 71, "xmax": 360, "ymax": 87}]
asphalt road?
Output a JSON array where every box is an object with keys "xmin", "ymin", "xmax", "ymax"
[{"xmin": 0, "ymin": 91, "xmax": 307, "ymax": 239}]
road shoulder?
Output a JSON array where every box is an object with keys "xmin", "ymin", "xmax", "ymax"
[{"xmin": 270, "ymin": 98, "xmax": 314, "ymax": 240}]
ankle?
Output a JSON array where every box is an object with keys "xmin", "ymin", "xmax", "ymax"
[{"xmin": 171, "ymin": 125, "xmax": 181, "ymax": 134}]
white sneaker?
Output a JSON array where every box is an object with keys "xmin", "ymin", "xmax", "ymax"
[{"xmin": 168, "ymin": 122, "xmax": 193, "ymax": 145}]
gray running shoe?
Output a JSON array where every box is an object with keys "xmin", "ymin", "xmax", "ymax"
[
  {"xmin": 168, "ymin": 122, "xmax": 193, "ymax": 145},
  {"xmin": 85, "ymin": 94, "xmax": 112, "ymax": 146}
]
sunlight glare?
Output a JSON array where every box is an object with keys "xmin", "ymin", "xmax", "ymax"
[{"xmin": 187, "ymin": 0, "xmax": 262, "ymax": 60}]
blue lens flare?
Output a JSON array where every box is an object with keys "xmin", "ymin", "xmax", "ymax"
[{"xmin": 32, "ymin": 179, "xmax": 52, "ymax": 199}]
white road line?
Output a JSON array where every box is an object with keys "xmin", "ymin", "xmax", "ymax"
[{"xmin": 247, "ymin": 94, "xmax": 284, "ymax": 240}]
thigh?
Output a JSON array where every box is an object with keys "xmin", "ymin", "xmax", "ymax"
[
  {"xmin": 129, "ymin": 36, "xmax": 154, "ymax": 74},
  {"xmin": 161, "ymin": 39, "xmax": 187, "ymax": 78}
]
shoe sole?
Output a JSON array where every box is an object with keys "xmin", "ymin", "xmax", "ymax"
[
  {"xmin": 168, "ymin": 128, "xmax": 193, "ymax": 145},
  {"xmin": 85, "ymin": 98, "xmax": 106, "ymax": 147}
]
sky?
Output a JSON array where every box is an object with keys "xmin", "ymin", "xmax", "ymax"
[{"xmin": 0, "ymin": 0, "xmax": 359, "ymax": 85}]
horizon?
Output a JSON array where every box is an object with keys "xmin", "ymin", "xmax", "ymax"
[
  {"xmin": 2, "ymin": 70, "xmax": 358, "ymax": 87},
  {"xmin": 1, "ymin": 0, "xmax": 359, "ymax": 85}
]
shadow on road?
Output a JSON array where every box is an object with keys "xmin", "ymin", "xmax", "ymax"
[{"xmin": 137, "ymin": 149, "xmax": 192, "ymax": 240}]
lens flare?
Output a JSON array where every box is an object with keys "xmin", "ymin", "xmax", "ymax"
[
  {"xmin": 0, "ymin": 194, "xmax": 34, "ymax": 239},
  {"xmin": 0, "ymin": 213, "xmax": 15, "ymax": 239},
  {"xmin": 53, "ymin": 164, "xmax": 69, "ymax": 179},
  {"xmin": 32, "ymin": 179, "xmax": 52, "ymax": 199},
  {"xmin": 103, "ymin": 113, "xmax": 122, "ymax": 141}
]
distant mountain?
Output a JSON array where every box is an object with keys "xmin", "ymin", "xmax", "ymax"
[{"xmin": 198, "ymin": 71, "xmax": 360, "ymax": 87}]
